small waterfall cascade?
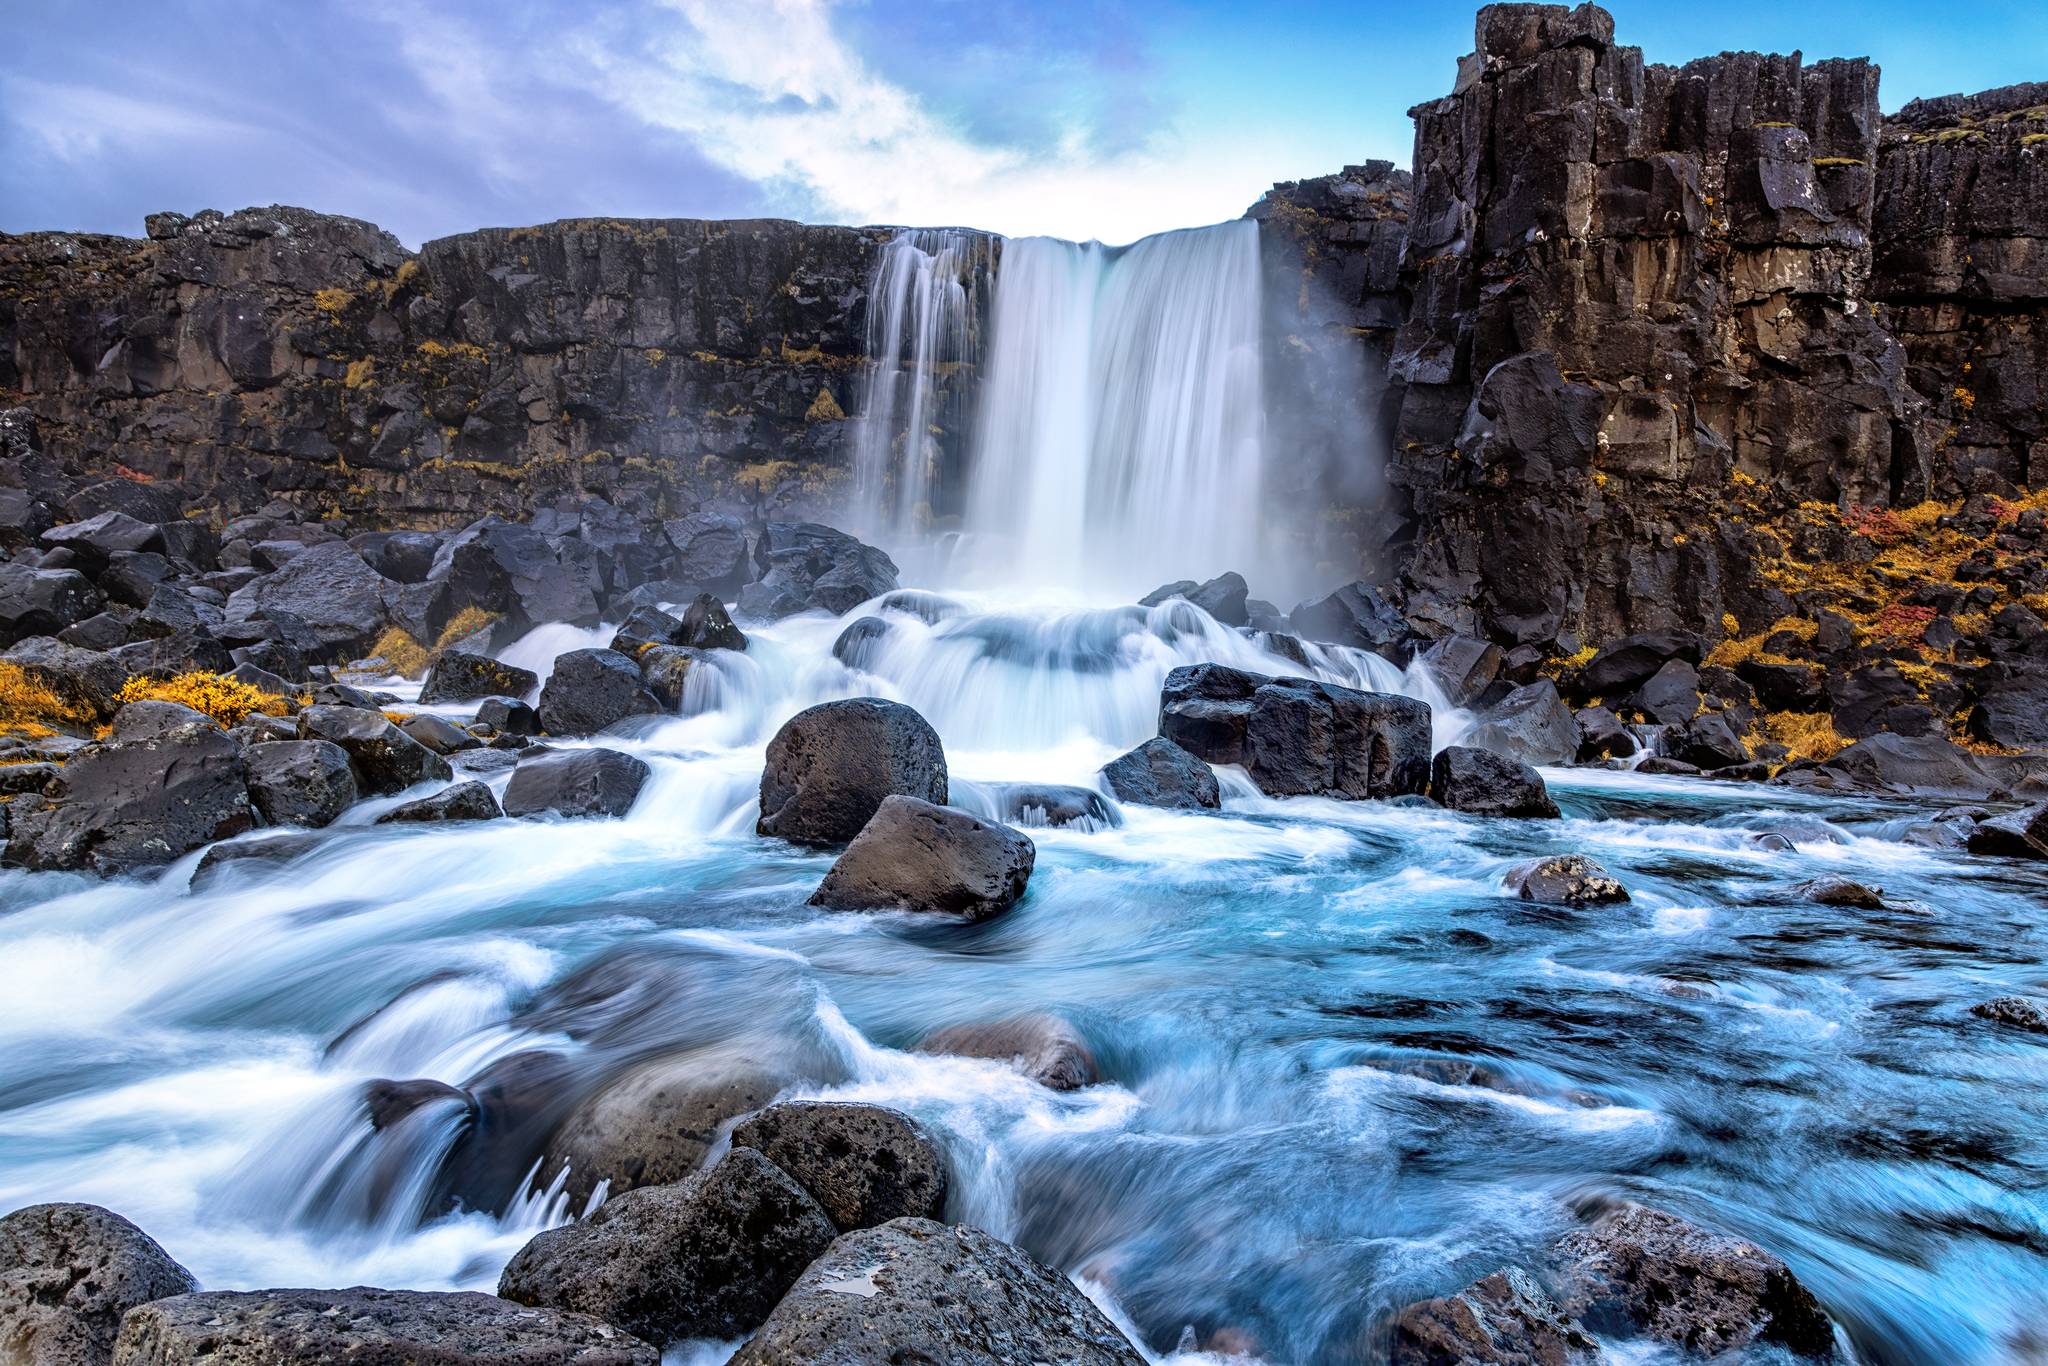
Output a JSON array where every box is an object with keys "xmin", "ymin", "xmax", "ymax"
[{"xmin": 852, "ymin": 229, "xmax": 994, "ymax": 545}]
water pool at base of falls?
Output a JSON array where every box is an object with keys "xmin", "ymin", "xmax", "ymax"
[{"xmin": 1, "ymin": 591, "xmax": 2044, "ymax": 1365}]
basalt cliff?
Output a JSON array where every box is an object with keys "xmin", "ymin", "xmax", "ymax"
[{"xmin": 3, "ymin": 2, "xmax": 2044, "ymax": 771}]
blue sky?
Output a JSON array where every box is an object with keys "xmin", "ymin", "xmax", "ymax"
[{"xmin": 4, "ymin": 0, "xmax": 2044, "ymax": 247}]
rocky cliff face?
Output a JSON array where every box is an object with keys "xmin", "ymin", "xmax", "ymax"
[{"xmin": 0, "ymin": 208, "xmax": 883, "ymax": 528}]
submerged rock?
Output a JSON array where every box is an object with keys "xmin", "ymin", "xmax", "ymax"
[
  {"xmin": 914, "ymin": 1013, "xmax": 1099, "ymax": 1091},
  {"xmin": 1384, "ymin": 1265, "xmax": 1597, "ymax": 1366},
  {"xmin": 1159, "ymin": 663, "xmax": 1431, "ymax": 800},
  {"xmin": 809, "ymin": 796, "xmax": 1035, "ymax": 920},
  {"xmin": 1503, "ymin": 855, "xmax": 1630, "ymax": 907},
  {"xmin": 992, "ymin": 783, "xmax": 1122, "ymax": 830},
  {"xmin": 1416, "ymin": 635, "xmax": 1505, "ymax": 708},
  {"xmin": 1099, "ymin": 735, "xmax": 1220, "ymax": 810},
  {"xmin": 1965, "ymin": 804, "xmax": 2048, "ymax": 859},
  {"xmin": 731, "ymin": 1101, "xmax": 949, "ymax": 1232},
  {"xmin": 0, "ymin": 1202, "xmax": 197, "ymax": 1366},
  {"xmin": 1797, "ymin": 875, "xmax": 1884, "ymax": 909},
  {"xmin": 758, "ymin": 698, "xmax": 948, "ymax": 847},
  {"xmin": 113, "ymin": 1287, "xmax": 653, "ymax": 1366},
  {"xmin": 376, "ymin": 781, "xmax": 504, "ymax": 824},
  {"xmin": 363, "ymin": 1078, "xmax": 472, "ymax": 1132},
  {"xmin": 1431, "ymin": 746, "xmax": 1560, "ymax": 818},
  {"xmin": 499, "ymin": 1148, "xmax": 835, "ymax": 1347},
  {"xmin": 1553, "ymin": 1202, "xmax": 1835, "ymax": 1358},
  {"xmin": 501, "ymin": 748, "xmax": 650, "ymax": 820},
  {"xmin": 1969, "ymin": 996, "xmax": 2048, "ymax": 1034}
]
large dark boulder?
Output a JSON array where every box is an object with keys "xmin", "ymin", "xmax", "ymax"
[
  {"xmin": 809, "ymin": 796, "xmax": 1034, "ymax": 920},
  {"xmin": 1416, "ymin": 635, "xmax": 1505, "ymax": 708},
  {"xmin": 0, "ymin": 1203, "xmax": 197, "ymax": 1366},
  {"xmin": 1553, "ymin": 1203, "xmax": 1835, "ymax": 1359},
  {"xmin": 6, "ymin": 719, "xmax": 252, "ymax": 874},
  {"xmin": 739, "ymin": 522, "xmax": 898, "ymax": 620},
  {"xmin": 1776, "ymin": 733, "xmax": 1998, "ymax": 800},
  {"xmin": 244, "ymin": 739, "xmax": 359, "ymax": 828},
  {"xmin": 376, "ymin": 782, "xmax": 503, "ymax": 824},
  {"xmin": 758, "ymin": 698, "xmax": 948, "ymax": 847},
  {"xmin": 1463, "ymin": 679, "xmax": 1578, "ymax": 765},
  {"xmin": 1144, "ymin": 572, "xmax": 1250, "ymax": 626},
  {"xmin": 3, "ymin": 637, "xmax": 127, "ymax": 719},
  {"xmin": 1383, "ymin": 1266, "xmax": 1596, "ymax": 1366},
  {"xmin": 225, "ymin": 543, "xmax": 393, "ymax": 660},
  {"xmin": 662, "ymin": 512, "xmax": 751, "ymax": 596},
  {"xmin": 419, "ymin": 651, "xmax": 539, "ymax": 704},
  {"xmin": 112, "ymin": 1288, "xmax": 654, "ymax": 1366},
  {"xmin": 1431, "ymin": 746, "xmax": 1560, "ymax": 817},
  {"xmin": 297, "ymin": 706, "xmax": 452, "ymax": 794},
  {"xmin": 40, "ymin": 511, "xmax": 164, "ymax": 563},
  {"xmin": 1578, "ymin": 633, "xmax": 1703, "ymax": 697},
  {"xmin": 430, "ymin": 516, "xmax": 603, "ymax": 633},
  {"xmin": 1574, "ymin": 705, "xmax": 1634, "ymax": 762},
  {"xmin": 1503, "ymin": 855, "xmax": 1630, "ymax": 907},
  {"xmin": 1968, "ymin": 666, "xmax": 2048, "ymax": 750},
  {"xmin": 1289, "ymin": 580, "xmax": 1409, "ymax": 657},
  {"xmin": 637, "ymin": 645, "xmax": 714, "ymax": 711},
  {"xmin": 350, "ymin": 530, "xmax": 443, "ymax": 584},
  {"xmin": 1159, "ymin": 664, "xmax": 1431, "ymax": 799},
  {"xmin": 501, "ymin": 747, "xmax": 650, "ymax": 820},
  {"xmin": 1099, "ymin": 736, "xmax": 1220, "ymax": 810},
  {"xmin": 728, "ymin": 1218, "xmax": 1145, "ymax": 1366},
  {"xmin": 914, "ymin": 1014, "xmax": 1099, "ymax": 1091},
  {"xmin": 0, "ymin": 564, "xmax": 101, "ymax": 646},
  {"xmin": 498, "ymin": 1148, "xmax": 835, "ymax": 1347},
  {"xmin": 537, "ymin": 649, "xmax": 660, "ymax": 736},
  {"xmin": 1966, "ymin": 804, "xmax": 2048, "ymax": 859},
  {"xmin": 1632, "ymin": 659, "xmax": 1702, "ymax": 726},
  {"xmin": 677, "ymin": 593, "xmax": 747, "ymax": 652},
  {"xmin": 731, "ymin": 1102, "xmax": 948, "ymax": 1232}
]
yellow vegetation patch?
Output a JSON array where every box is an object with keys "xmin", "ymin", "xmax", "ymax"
[
  {"xmin": 1757, "ymin": 711, "xmax": 1845, "ymax": 764},
  {"xmin": 369, "ymin": 626, "xmax": 430, "ymax": 677},
  {"xmin": 115, "ymin": 672, "xmax": 287, "ymax": 728},
  {"xmin": 435, "ymin": 606, "xmax": 500, "ymax": 653},
  {"xmin": 343, "ymin": 358, "xmax": 376, "ymax": 389},
  {"xmin": 0, "ymin": 662, "xmax": 94, "ymax": 738},
  {"xmin": 417, "ymin": 339, "xmax": 488, "ymax": 362},
  {"xmin": 805, "ymin": 387, "xmax": 845, "ymax": 422},
  {"xmin": 313, "ymin": 287, "xmax": 353, "ymax": 316}
]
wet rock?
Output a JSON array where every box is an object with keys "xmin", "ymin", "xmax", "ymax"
[
  {"xmin": 662, "ymin": 512, "xmax": 751, "ymax": 596},
  {"xmin": 677, "ymin": 593, "xmax": 747, "ymax": 652},
  {"xmin": 609, "ymin": 605, "xmax": 683, "ymax": 655},
  {"xmin": 419, "ymin": 651, "xmax": 539, "ymax": 705},
  {"xmin": 1384, "ymin": 1265, "xmax": 1597, "ymax": 1366},
  {"xmin": 6, "ymin": 720, "xmax": 252, "ymax": 874},
  {"xmin": 1417, "ymin": 635, "xmax": 1505, "ymax": 708},
  {"xmin": 1431, "ymin": 746, "xmax": 1560, "ymax": 818},
  {"xmin": 363, "ymin": 1078, "xmax": 472, "ymax": 1131},
  {"xmin": 1100, "ymin": 735, "xmax": 1220, "ymax": 810},
  {"xmin": 831, "ymin": 616, "xmax": 889, "ymax": 669},
  {"xmin": 635, "ymin": 645, "xmax": 715, "ymax": 711},
  {"xmin": 809, "ymin": 796, "xmax": 1034, "ymax": 920},
  {"xmin": 914, "ymin": 1013, "xmax": 1099, "ymax": 1091},
  {"xmin": 376, "ymin": 781, "xmax": 503, "ymax": 824},
  {"xmin": 1574, "ymin": 706, "xmax": 1633, "ymax": 762},
  {"xmin": 739, "ymin": 522, "xmax": 898, "ymax": 620},
  {"xmin": 1798, "ymin": 875, "xmax": 1884, "ymax": 909},
  {"xmin": 1776, "ymin": 733, "xmax": 1998, "ymax": 800},
  {"xmin": 731, "ymin": 1101, "xmax": 948, "ymax": 1232},
  {"xmin": 536, "ymin": 649, "xmax": 661, "ymax": 736},
  {"xmin": 1159, "ymin": 663, "xmax": 1432, "ymax": 799},
  {"xmin": 224, "ymin": 542, "xmax": 393, "ymax": 660},
  {"xmin": 1632, "ymin": 659, "xmax": 1702, "ymax": 725},
  {"xmin": 244, "ymin": 739, "xmax": 359, "ymax": 828},
  {"xmin": 499, "ymin": 1148, "xmax": 835, "ymax": 1346},
  {"xmin": 0, "ymin": 1202, "xmax": 197, "ymax": 1366},
  {"xmin": 1463, "ymin": 680, "xmax": 1579, "ymax": 766},
  {"xmin": 1635, "ymin": 755, "xmax": 1701, "ymax": 777},
  {"xmin": 0, "ymin": 564, "xmax": 101, "ymax": 646},
  {"xmin": 1150, "ymin": 571, "xmax": 1251, "ymax": 626},
  {"xmin": 1553, "ymin": 1202, "xmax": 1835, "ymax": 1359},
  {"xmin": 41, "ymin": 512, "xmax": 164, "ymax": 564},
  {"xmin": 501, "ymin": 748, "xmax": 650, "ymax": 820},
  {"xmin": 350, "ymin": 530, "xmax": 442, "ymax": 584},
  {"xmin": 758, "ymin": 698, "xmax": 948, "ymax": 847},
  {"xmin": 1968, "ymin": 996, "xmax": 2048, "ymax": 1034},
  {"xmin": 191, "ymin": 832, "xmax": 330, "ymax": 886},
  {"xmin": 430, "ymin": 516, "xmax": 603, "ymax": 634},
  {"xmin": 397, "ymin": 712, "xmax": 479, "ymax": 755},
  {"xmin": 1965, "ymin": 804, "xmax": 2048, "ymax": 859},
  {"xmin": 1578, "ymin": 634, "xmax": 1703, "ymax": 698},
  {"xmin": 113, "ymin": 1287, "xmax": 654, "ymax": 1366},
  {"xmin": 992, "ymin": 783, "xmax": 1122, "ymax": 830},
  {"xmin": 297, "ymin": 705, "xmax": 452, "ymax": 795},
  {"xmin": 1680, "ymin": 712, "xmax": 1751, "ymax": 771},
  {"xmin": 476, "ymin": 696, "xmax": 540, "ymax": 736},
  {"xmin": 728, "ymin": 1218, "xmax": 1145, "ymax": 1366},
  {"xmin": 1290, "ymin": 580, "xmax": 1409, "ymax": 658},
  {"xmin": 1503, "ymin": 856, "xmax": 1630, "ymax": 907},
  {"xmin": 1140, "ymin": 579, "xmax": 1199, "ymax": 608},
  {"xmin": 1968, "ymin": 668, "xmax": 2048, "ymax": 751}
]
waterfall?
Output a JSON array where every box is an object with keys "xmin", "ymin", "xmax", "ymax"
[
  {"xmin": 856, "ymin": 220, "xmax": 1269, "ymax": 598},
  {"xmin": 853, "ymin": 229, "xmax": 993, "ymax": 545}
]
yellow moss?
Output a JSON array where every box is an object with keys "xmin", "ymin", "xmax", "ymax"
[
  {"xmin": 1812, "ymin": 156, "xmax": 1866, "ymax": 167},
  {"xmin": 115, "ymin": 672, "xmax": 287, "ymax": 728},
  {"xmin": 646, "ymin": 348, "xmax": 667, "ymax": 363},
  {"xmin": 313, "ymin": 287, "xmax": 353, "ymax": 316},
  {"xmin": 0, "ymin": 662, "xmax": 94, "ymax": 738},
  {"xmin": 417, "ymin": 339, "xmax": 488, "ymax": 362},
  {"xmin": 381, "ymin": 709, "xmax": 412, "ymax": 726},
  {"xmin": 369, "ymin": 626, "xmax": 430, "ymax": 677},
  {"xmin": 735, "ymin": 460, "xmax": 798, "ymax": 494},
  {"xmin": 1720, "ymin": 612, "xmax": 1740, "ymax": 636},
  {"xmin": 1757, "ymin": 711, "xmax": 1845, "ymax": 763},
  {"xmin": 343, "ymin": 357, "xmax": 376, "ymax": 389},
  {"xmin": 1953, "ymin": 386, "xmax": 1976, "ymax": 412},
  {"xmin": 434, "ymin": 607, "xmax": 499, "ymax": 653},
  {"xmin": 2024, "ymin": 132, "xmax": 2048, "ymax": 148},
  {"xmin": 805, "ymin": 387, "xmax": 846, "ymax": 422}
]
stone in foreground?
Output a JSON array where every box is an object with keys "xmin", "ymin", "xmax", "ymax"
[
  {"xmin": 1797, "ymin": 875, "xmax": 1883, "ymax": 909},
  {"xmin": 5, "ymin": 720, "xmax": 252, "ymax": 874},
  {"xmin": 809, "ymin": 796, "xmax": 1034, "ymax": 920},
  {"xmin": 537, "ymin": 648, "xmax": 661, "ymax": 735},
  {"xmin": 1431, "ymin": 745, "xmax": 1560, "ymax": 818},
  {"xmin": 0, "ymin": 1202, "xmax": 196, "ymax": 1366},
  {"xmin": 914, "ymin": 1013, "xmax": 1099, "ymax": 1091},
  {"xmin": 1503, "ymin": 855, "xmax": 1630, "ymax": 907},
  {"xmin": 1384, "ymin": 1265, "xmax": 1597, "ymax": 1365},
  {"xmin": 732, "ymin": 1101, "xmax": 949, "ymax": 1231},
  {"xmin": 112, "ymin": 1287, "xmax": 653, "ymax": 1366},
  {"xmin": 498, "ymin": 1148, "xmax": 834, "ymax": 1347},
  {"xmin": 376, "ymin": 781, "xmax": 505, "ymax": 824},
  {"xmin": 729, "ymin": 1217, "xmax": 1145, "ymax": 1366},
  {"xmin": 1099, "ymin": 735, "xmax": 1220, "ymax": 810},
  {"xmin": 1554, "ymin": 1203, "xmax": 1835, "ymax": 1359},
  {"xmin": 501, "ymin": 748, "xmax": 650, "ymax": 820},
  {"xmin": 758, "ymin": 698, "xmax": 948, "ymax": 847},
  {"xmin": 1159, "ymin": 664, "xmax": 1430, "ymax": 800},
  {"xmin": 244, "ymin": 739, "xmax": 358, "ymax": 828}
]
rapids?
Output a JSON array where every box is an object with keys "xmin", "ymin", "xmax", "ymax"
[{"xmin": 0, "ymin": 588, "xmax": 2044, "ymax": 1364}]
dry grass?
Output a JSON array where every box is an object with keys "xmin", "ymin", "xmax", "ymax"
[
  {"xmin": 0, "ymin": 662, "xmax": 94, "ymax": 738},
  {"xmin": 369, "ymin": 626, "xmax": 430, "ymax": 677},
  {"xmin": 1757, "ymin": 711, "xmax": 1846, "ymax": 764},
  {"xmin": 434, "ymin": 607, "xmax": 500, "ymax": 653},
  {"xmin": 115, "ymin": 672, "xmax": 288, "ymax": 728}
]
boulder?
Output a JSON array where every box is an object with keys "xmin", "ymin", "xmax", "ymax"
[
  {"xmin": 112, "ymin": 1288, "xmax": 654, "ymax": 1366},
  {"xmin": 244, "ymin": 739, "xmax": 359, "ymax": 828},
  {"xmin": 1965, "ymin": 804, "xmax": 2048, "ymax": 859},
  {"xmin": 739, "ymin": 523, "xmax": 898, "ymax": 620},
  {"xmin": 1431, "ymin": 746, "xmax": 1560, "ymax": 818},
  {"xmin": 1384, "ymin": 1266, "xmax": 1597, "ymax": 1366},
  {"xmin": 1143, "ymin": 572, "xmax": 1250, "ymax": 626},
  {"xmin": 363, "ymin": 1078, "xmax": 473, "ymax": 1131},
  {"xmin": 1574, "ymin": 706, "xmax": 1634, "ymax": 762},
  {"xmin": 1503, "ymin": 855, "xmax": 1630, "ymax": 907},
  {"xmin": 677, "ymin": 593, "xmax": 747, "ymax": 651},
  {"xmin": 3, "ymin": 636, "xmax": 126, "ymax": 718},
  {"xmin": 609, "ymin": 605, "xmax": 682, "ymax": 655},
  {"xmin": 809, "ymin": 796, "xmax": 1034, "ymax": 920},
  {"xmin": 758, "ymin": 698, "xmax": 948, "ymax": 847},
  {"xmin": 1463, "ymin": 680, "xmax": 1578, "ymax": 766},
  {"xmin": 1968, "ymin": 667, "xmax": 2048, "ymax": 750},
  {"xmin": 297, "ymin": 706, "xmax": 452, "ymax": 795},
  {"xmin": 224, "ymin": 543, "xmax": 393, "ymax": 660},
  {"xmin": 5, "ymin": 721, "xmax": 252, "ymax": 874},
  {"xmin": 727, "ymin": 1218, "xmax": 1145, "ymax": 1366},
  {"xmin": 1798, "ymin": 875, "xmax": 1883, "ymax": 909},
  {"xmin": 396, "ymin": 712, "xmax": 479, "ymax": 755},
  {"xmin": 0, "ymin": 1203, "xmax": 197, "ymax": 1366},
  {"xmin": 1969, "ymin": 996, "xmax": 2048, "ymax": 1034},
  {"xmin": 991, "ymin": 783, "xmax": 1122, "ymax": 830},
  {"xmin": 1099, "ymin": 735, "xmax": 1220, "ymax": 810},
  {"xmin": 731, "ymin": 1101, "xmax": 948, "ymax": 1232},
  {"xmin": 536, "ymin": 649, "xmax": 660, "ymax": 736},
  {"xmin": 0, "ymin": 564, "xmax": 101, "ymax": 646},
  {"xmin": 40, "ymin": 511, "xmax": 164, "ymax": 562},
  {"xmin": 1578, "ymin": 633, "xmax": 1703, "ymax": 697},
  {"xmin": 1158, "ymin": 664, "xmax": 1431, "ymax": 799},
  {"xmin": 1554, "ymin": 1203, "xmax": 1835, "ymax": 1359},
  {"xmin": 430, "ymin": 516, "xmax": 603, "ymax": 633},
  {"xmin": 419, "ymin": 651, "xmax": 539, "ymax": 705},
  {"xmin": 1777, "ymin": 733, "xmax": 1998, "ymax": 800},
  {"xmin": 376, "ymin": 782, "xmax": 503, "ymax": 824},
  {"xmin": 637, "ymin": 646, "xmax": 714, "ymax": 711},
  {"xmin": 350, "ymin": 530, "xmax": 443, "ymax": 584},
  {"xmin": 1289, "ymin": 580, "xmax": 1409, "ymax": 657},
  {"xmin": 914, "ymin": 1014, "xmax": 1099, "ymax": 1091},
  {"xmin": 1680, "ymin": 712, "xmax": 1752, "ymax": 771},
  {"xmin": 498, "ymin": 1148, "xmax": 835, "ymax": 1347},
  {"xmin": 501, "ymin": 748, "xmax": 650, "ymax": 820},
  {"xmin": 191, "ymin": 832, "xmax": 329, "ymax": 886},
  {"xmin": 831, "ymin": 616, "xmax": 889, "ymax": 669},
  {"xmin": 476, "ymin": 696, "xmax": 540, "ymax": 736},
  {"xmin": 1416, "ymin": 635, "xmax": 1505, "ymax": 708},
  {"xmin": 662, "ymin": 512, "xmax": 751, "ymax": 596},
  {"xmin": 1631, "ymin": 659, "xmax": 1702, "ymax": 725}
]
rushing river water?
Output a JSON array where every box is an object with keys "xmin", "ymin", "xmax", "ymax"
[{"xmin": 1, "ymin": 589, "xmax": 2044, "ymax": 1364}]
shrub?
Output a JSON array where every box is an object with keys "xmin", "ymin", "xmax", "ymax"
[
  {"xmin": 0, "ymin": 663, "xmax": 94, "ymax": 738},
  {"xmin": 369, "ymin": 626, "xmax": 430, "ymax": 677},
  {"xmin": 115, "ymin": 672, "xmax": 288, "ymax": 728},
  {"xmin": 1759, "ymin": 711, "xmax": 1845, "ymax": 763}
]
